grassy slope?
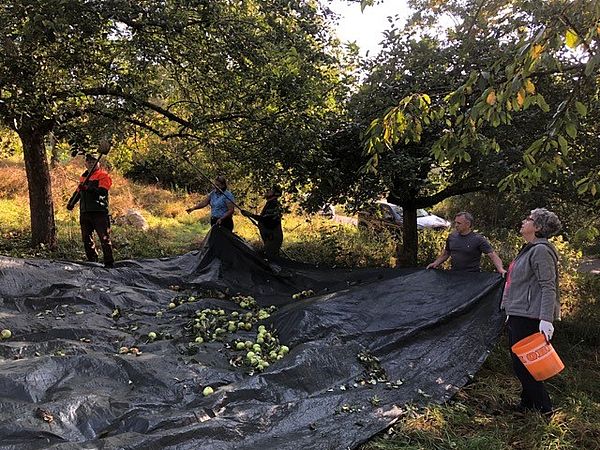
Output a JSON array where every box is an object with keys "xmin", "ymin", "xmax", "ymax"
[{"xmin": 1, "ymin": 158, "xmax": 599, "ymax": 450}]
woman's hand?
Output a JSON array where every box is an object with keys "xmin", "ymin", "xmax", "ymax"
[{"xmin": 539, "ymin": 320, "xmax": 554, "ymax": 341}]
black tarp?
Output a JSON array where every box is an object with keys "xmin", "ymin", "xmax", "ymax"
[{"xmin": 0, "ymin": 226, "xmax": 504, "ymax": 449}]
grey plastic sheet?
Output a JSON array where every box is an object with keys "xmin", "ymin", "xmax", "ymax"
[{"xmin": 0, "ymin": 226, "xmax": 504, "ymax": 449}]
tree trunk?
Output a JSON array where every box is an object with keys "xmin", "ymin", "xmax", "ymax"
[
  {"xmin": 19, "ymin": 125, "xmax": 57, "ymax": 250},
  {"xmin": 398, "ymin": 205, "xmax": 418, "ymax": 267}
]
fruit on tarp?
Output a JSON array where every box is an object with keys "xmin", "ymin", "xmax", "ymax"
[
  {"xmin": 1, "ymin": 329, "xmax": 12, "ymax": 339},
  {"xmin": 202, "ymin": 386, "xmax": 214, "ymax": 396}
]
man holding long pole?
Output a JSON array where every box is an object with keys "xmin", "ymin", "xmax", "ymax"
[{"xmin": 67, "ymin": 151, "xmax": 114, "ymax": 268}]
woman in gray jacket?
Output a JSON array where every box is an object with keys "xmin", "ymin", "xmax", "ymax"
[{"xmin": 501, "ymin": 208, "xmax": 561, "ymax": 415}]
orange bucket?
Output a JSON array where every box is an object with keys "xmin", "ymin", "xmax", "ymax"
[{"xmin": 511, "ymin": 332, "xmax": 564, "ymax": 381}]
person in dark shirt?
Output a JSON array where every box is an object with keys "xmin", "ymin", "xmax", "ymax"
[
  {"xmin": 427, "ymin": 211, "xmax": 505, "ymax": 274},
  {"xmin": 67, "ymin": 153, "xmax": 114, "ymax": 268},
  {"xmin": 242, "ymin": 185, "xmax": 283, "ymax": 258}
]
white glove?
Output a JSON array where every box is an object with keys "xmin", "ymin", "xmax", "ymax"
[{"xmin": 539, "ymin": 320, "xmax": 554, "ymax": 341}]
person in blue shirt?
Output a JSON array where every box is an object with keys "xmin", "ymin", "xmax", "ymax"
[{"xmin": 186, "ymin": 176, "xmax": 235, "ymax": 231}]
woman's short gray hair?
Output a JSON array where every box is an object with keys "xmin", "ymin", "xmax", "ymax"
[{"xmin": 530, "ymin": 208, "xmax": 561, "ymax": 238}]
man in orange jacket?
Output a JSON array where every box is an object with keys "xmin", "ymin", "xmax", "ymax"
[{"xmin": 69, "ymin": 153, "xmax": 114, "ymax": 268}]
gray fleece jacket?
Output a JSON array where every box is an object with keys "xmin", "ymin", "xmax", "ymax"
[{"xmin": 501, "ymin": 239, "xmax": 560, "ymax": 322}]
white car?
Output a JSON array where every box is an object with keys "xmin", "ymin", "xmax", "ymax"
[{"xmin": 357, "ymin": 201, "xmax": 450, "ymax": 231}]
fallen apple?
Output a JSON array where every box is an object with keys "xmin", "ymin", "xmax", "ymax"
[
  {"xmin": 202, "ymin": 386, "xmax": 214, "ymax": 396},
  {"xmin": 1, "ymin": 329, "xmax": 12, "ymax": 339}
]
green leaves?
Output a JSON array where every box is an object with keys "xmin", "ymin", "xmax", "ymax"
[
  {"xmin": 575, "ymin": 177, "xmax": 600, "ymax": 197},
  {"xmin": 575, "ymin": 101, "xmax": 588, "ymax": 117},
  {"xmin": 565, "ymin": 29, "xmax": 580, "ymax": 49},
  {"xmin": 565, "ymin": 122, "xmax": 578, "ymax": 139},
  {"xmin": 360, "ymin": 0, "xmax": 374, "ymax": 13}
]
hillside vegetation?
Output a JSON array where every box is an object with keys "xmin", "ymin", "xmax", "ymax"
[{"xmin": 1, "ymin": 158, "xmax": 599, "ymax": 450}]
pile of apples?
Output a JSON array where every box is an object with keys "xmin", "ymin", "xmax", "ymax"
[{"xmin": 233, "ymin": 325, "xmax": 289, "ymax": 372}]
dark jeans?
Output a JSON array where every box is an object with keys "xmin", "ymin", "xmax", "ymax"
[
  {"xmin": 80, "ymin": 211, "xmax": 114, "ymax": 266},
  {"xmin": 260, "ymin": 227, "xmax": 283, "ymax": 258},
  {"xmin": 211, "ymin": 216, "xmax": 234, "ymax": 232},
  {"xmin": 507, "ymin": 315, "xmax": 552, "ymax": 413}
]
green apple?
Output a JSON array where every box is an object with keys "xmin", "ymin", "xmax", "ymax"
[
  {"xmin": 236, "ymin": 342, "xmax": 245, "ymax": 350},
  {"xmin": 168, "ymin": 302, "xmax": 176, "ymax": 309},
  {"xmin": 195, "ymin": 336, "xmax": 204, "ymax": 343},
  {"xmin": 1, "ymin": 329, "xmax": 12, "ymax": 339},
  {"xmin": 202, "ymin": 386, "xmax": 214, "ymax": 396},
  {"xmin": 147, "ymin": 332, "xmax": 157, "ymax": 341}
]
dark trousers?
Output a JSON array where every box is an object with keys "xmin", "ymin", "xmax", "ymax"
[
  {"xmin": 80, "ymin": 211, "xmax": 114, "ymax": 266},
  {"xmin": 211, "ymin": 216, "xmax": 234, "ymax": 232},
  {"xmin": 507, "ymin": 315, "xmax": 552, "ymax": 413},
  {"xmin": 260, "ymin": 228, "xmax": 283, "ymax": 258}
]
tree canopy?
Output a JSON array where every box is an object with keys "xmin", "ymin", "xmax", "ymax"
[
  {"xmin": 0, "ymin": 0, "xmax": 348, "ymax": 247},
  {"xmin": 366, "ymin": 0, "xmax": 600, "ymax": 195}
]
